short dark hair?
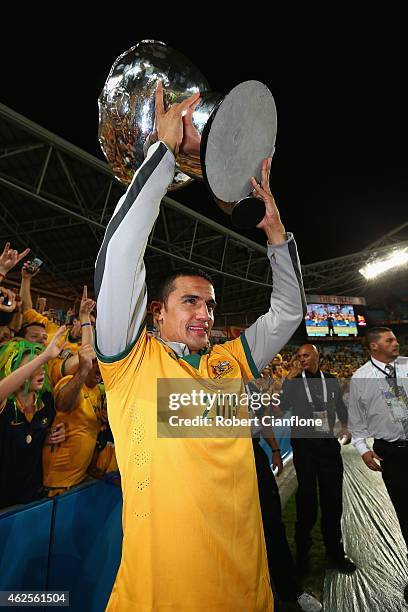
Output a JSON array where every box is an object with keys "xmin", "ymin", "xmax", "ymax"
[
  {"xmin": 365, "ymin": 326, "xmax": 393, "ymax": 347},
  {"xmin": 21, "ymin": 322, "xmax": 46, "ymax": 337},
  {"xmin": 153, "ymin": 267, "xmax": 214, "ymax": 305}
]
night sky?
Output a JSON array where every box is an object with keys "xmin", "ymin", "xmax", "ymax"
[{"xmin": 1, "ymin": 8, "xmax": 406, "ymax": 264}]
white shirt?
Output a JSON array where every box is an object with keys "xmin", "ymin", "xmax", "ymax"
[{"xmin": 349, "ymin": 356, "xmax": 408, "ymax": 455}]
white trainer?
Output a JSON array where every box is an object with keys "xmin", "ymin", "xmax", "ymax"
[{"xmin": 297, "ymin": 591, "xmax": 323, "ymax": 612}]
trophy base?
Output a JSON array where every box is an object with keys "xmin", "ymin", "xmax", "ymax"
[
  {"xmin": 202, "ymin": 80, "xmax": 277, "ymax": 204},
  {"xmin": 231, "ymin": 196, "xmax": 266, "ymax": 230}
]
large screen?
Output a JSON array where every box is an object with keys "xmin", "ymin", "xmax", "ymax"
[{"xmin": 305, "ymin": 303, "xmax": 358, "ymax": 337}]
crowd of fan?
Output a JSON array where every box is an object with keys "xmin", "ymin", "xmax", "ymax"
[
  {"xmin": 0, "ymin": 242, "xmax": 119, "ymax": 510},
  {"xmin": 282, "ymin": 343, "xmax": 367, "ymax": 378},
  {"xmin": 1, "ymin": 241, "xmax": 406, "ymax": 511},
  {"xmin": 256, "ymin": 344, "xmax": 366, "ymax": 396},
  {"xmin": 249, "ymin": 334, "xmax": 407, "ymax": 402}
]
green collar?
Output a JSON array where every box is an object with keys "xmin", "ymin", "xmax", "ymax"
[
  {"xmin": 166, "ymin": 345, "xmax": 210, "ymax": 370},
  {"xmin": 180, "ymin": 353, "xmax": 202, "ymax": 369}
]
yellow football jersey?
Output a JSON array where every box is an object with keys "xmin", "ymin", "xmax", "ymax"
[
  {"xmin": 98, "ymin": 327, "xmax": 273, "ymax": 611},
  {"xmin": 42, "ymin": 376, "xmax": 100, "ymax": 488}
]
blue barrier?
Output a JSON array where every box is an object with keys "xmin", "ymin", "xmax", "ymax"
[
  {"xmin": 0, "ymin": 481, "xmax": 123, "ymax": 612},
  {"xmin": 48, "ymin": 481, "xmax": 122, "ymax": 611},
  {"xmin": 0, "ymin": 498, "xmax": 54, "ymax": 592},
  {"xmin": 2, "ymin": 452, "xmax": 297, "ymax": 608}
]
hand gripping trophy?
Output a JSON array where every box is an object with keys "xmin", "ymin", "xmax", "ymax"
[{"xmin": 98, "ymin": 40, "xmax": 277, "ymax": 229}]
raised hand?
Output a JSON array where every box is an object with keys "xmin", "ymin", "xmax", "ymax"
[
  {"xmin": 155, "ymin": 81, "xmax": 201, "ymax": 156},
  {"xmin": 79, "ymin": 285, "xmax": 96, "ymax": 321},
  {"xmin": 36, "ymin": 296, "xmax": 47, "ymax": 314},
  {"xmin": 251, "ymin": 158, "xmax": 286, "ymax": 245},
  {"xmin": 180, "ymin": 96, "xmax": 202, "ymax": 156},
  {"xmin": 0, "ymin": 243, "xmax": 31, "ymax": 276},
  {"xmin": 43, "ymin": 326, "xmax": 67, "ymax": 360},
  {"xmin": 22, "ymin": 260, "xmax": 40, "ymax": 279}
]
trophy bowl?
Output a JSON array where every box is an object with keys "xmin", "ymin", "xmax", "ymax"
[{"xmin": 98, "ymin": 40, "xmax": 277, "ymax": 228}]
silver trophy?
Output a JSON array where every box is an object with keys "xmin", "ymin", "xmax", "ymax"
[{"xmin": 98, "ymin": 40, "xmax": 277, "ymax": 229}]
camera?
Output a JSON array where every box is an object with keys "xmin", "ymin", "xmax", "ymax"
[{"xmin": 25, "ymin": 257, "xmax": 43, "ymax": 275}]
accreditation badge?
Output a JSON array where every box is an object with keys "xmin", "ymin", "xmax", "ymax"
[
  {"xmin": 383, "ymin": 389, "xmax": 408, "ymax": 424},
  {"xmin": 312, "ymin": 408, "xmax": 330, "ymax": 433}
]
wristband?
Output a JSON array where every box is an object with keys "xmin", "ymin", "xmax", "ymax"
[
  {"xmin": 272, "ymin": 448, "xmax": 281, "ymax": 453},
  {"xmin": 81, "ymin": 322, "xmax": 92, "ymax": 328}
]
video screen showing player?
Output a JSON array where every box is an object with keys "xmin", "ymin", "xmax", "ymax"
[{"xmin": 305, "ymin": 303, "xmax": 358, "ymax": 337}]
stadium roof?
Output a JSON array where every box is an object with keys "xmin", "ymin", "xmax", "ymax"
[{"xmin": 0, "ymin": 102, "xmax": 407, "ymax": 318}]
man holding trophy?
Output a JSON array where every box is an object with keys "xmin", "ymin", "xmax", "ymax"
[{"xmin": 95, "ymin": 42, "xmax": 305, "ymax": 612}]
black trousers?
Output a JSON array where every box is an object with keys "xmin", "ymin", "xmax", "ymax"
[
  {"xmin": 291, "ymin": 437, "xmax": 344, "ymax": 559},
  {"xmin": 253, "ymin": 440, "xmax": 302, "ymax": 601},
  {"xmin": 373, "ymin": 439, "xmax": 408, "ymax": 548}
]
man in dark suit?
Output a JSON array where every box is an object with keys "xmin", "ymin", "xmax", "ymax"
[{"xmin": 281, "ymin": 344, "xmax": 356, "ymax": 574}]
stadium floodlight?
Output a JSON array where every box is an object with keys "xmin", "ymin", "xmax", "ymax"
[{"xmin": 359, "ymin": 248, "xmax": 408, "ymax": 280}]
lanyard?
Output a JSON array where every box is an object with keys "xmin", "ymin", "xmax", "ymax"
[
  {"xmin": 302, "ymin": 370, "xmax": 327, "ymax": 405},
  {"xmin": 12, "ymin": 394, "xmax": 41, "ymax": 425},
  {"xmin": 370, "ymin": 358, "xmax": 397, "ymax": 379},
  {"xmin": 370, "ymin": 359, "xmax": 407, "ymax": 405}
]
